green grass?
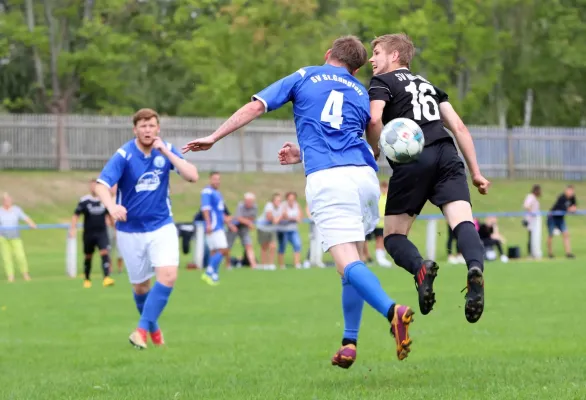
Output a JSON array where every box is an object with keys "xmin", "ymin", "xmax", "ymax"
[{"xmin": 1, "ymin": 171, "xmax": 586, "ymax": 399}]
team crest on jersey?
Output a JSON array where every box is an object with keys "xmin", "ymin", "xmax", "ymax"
[
  {"xmin": 135, "ymin": 170, "xmax": 162, "ymax": 192},
  {"xmin": 87, "ymin": 203, "xmax": 106, "ymax": 215},
  {"xmin": 154, "ymin": 155, "xmax": 165, "ymax": 168}
]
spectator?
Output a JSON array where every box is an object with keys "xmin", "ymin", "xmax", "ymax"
[
  {"xmin": 478, "ymin": 216, "xmax": 508, "ymax": 263},
  {"xmin": 226, "ymin": 192, "xmax": 258, "ymax": 269},
  {"xmin": 547, "ymin": 185, "xmax": 576, "ymax": 259},
  {"xmin": 446, "ymin": 224, "xmax": 464, "ymax": 264},
  {"xmin": 0, "ymin": 193, "xmax": 36, "ymax": 282},
  {"xmin": 256, "ymin": 193, "xmax": 282, "ymax": 270},
  {"xmin": 277, "ymin": 192, "xmax": 302, "ymax": 269},
  {"xmin": 522, "ymin": 184, "xmax": 541, "ymax": 257}
]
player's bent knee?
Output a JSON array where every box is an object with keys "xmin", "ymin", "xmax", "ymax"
[
  {"xmin": 328, "ymin": 242, "xmax": 362, "ymax": 276},
  {"xmin": 383, "ymin": 214, "xmax": 414, "ymax": 236},
  {"xmin": 442, "ymin": 200, "xmax": 474, "ymax": 229},
  {"xmin": 133, "ymin": 281, "xmax": 151, "ymax": 295},
  {"xmin": 155, "ymin": 265, "xmax": 178, "ymax": 286}
]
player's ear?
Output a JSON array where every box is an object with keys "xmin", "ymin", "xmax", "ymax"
[
  {"xmin": 324, "ymin": 48, "xmax": 332, "ymax": 62},
  {"xmin": 351, "ymin": 68, "xmax": 359, "ymax": 76}
]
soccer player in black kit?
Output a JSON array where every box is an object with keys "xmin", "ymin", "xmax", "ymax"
[
  {"xmin": 365, "ymin": 33, "xmax": 491, "ymax": 323},
  {"xmin": 69, "ymin": 179, "xmax": 115, "ymax": 288}
]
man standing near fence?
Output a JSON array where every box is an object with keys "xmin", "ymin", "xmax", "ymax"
[
  {"xmin": 69, "ymin": 179, "xmax": 115, "ymax": 288},
  {"xmin": 547, "ymin": 185, "xmax": 576, "ymax": 259},
  {"xmin": 227, "ymin": 192, "xmax": 258, "ymax": 269},
  {"xmin": 95, "ymin": 108, "xmax": 200, "ymax": 349}
]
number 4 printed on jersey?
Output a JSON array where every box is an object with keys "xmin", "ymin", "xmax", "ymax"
[
  {"xmin": 321, "ymin": 90, "xmax": 344, "ymax": 129},
  {"xmin": 405, "ymin": 82, "xmax": 440, "ymax": 122}
]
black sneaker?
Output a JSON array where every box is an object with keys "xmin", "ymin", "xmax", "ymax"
[
  {"xmin": 414, "ymin": 260, "xmax": 439, "ymax": 315},
  {"xmin": 566, "ymin": 253, "xmax": 576, "ymax": 259},
  {"xmin": 464, "ymin": 266, "xmax": 484, "ymax": 323}
]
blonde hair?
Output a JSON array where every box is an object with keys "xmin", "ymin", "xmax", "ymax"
[{"xmin": 371, "ymin": 33, "xmax": 414, "ymax": 68}]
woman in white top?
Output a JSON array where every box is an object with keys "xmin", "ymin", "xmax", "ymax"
[
  {"xmin": 523, "ymin": 184, "xmax": 541, "ymax": 257},
  {"xmin": 277, "ymin": 192, "xmax": 302, "ymax": 269},
  {"xmin": 0, "ymin": 193, "xmax": 37, "ymax": 282},
  {"xmin": 256, "ymin": 193, "xmax": 282, "ymax": 270}
]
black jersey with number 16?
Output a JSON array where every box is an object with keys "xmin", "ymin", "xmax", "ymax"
[{"xmin": 368, "ymin": 68, "xmax": 451, "ymax": 146}]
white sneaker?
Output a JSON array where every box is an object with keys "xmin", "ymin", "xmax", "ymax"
[
  {"xmin": 377, "ymin": 257, "xmax": 393, "ymax": 268},
  {"xmin": 500, "ymin": 255, "xmax": 509, "ymax": 263},
  {"xmin": 456, "ymin": 255, "xmax": 466, "ymax": 264},
  {"xmin": 303, "ymin": 260, "xmax": 311, "ymax": 269}
]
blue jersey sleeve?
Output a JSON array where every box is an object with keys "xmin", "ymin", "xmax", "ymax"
[
  {"xmin": 200, "ymin": 188, "xmax": 212, "ymax": 211},
  {"xmin": 252, "ymin": 69, "xmax": 306, "ymax": 112},
  {"xmin": 98, "ymin": 149, "xmax": 126, "ymax": 188}
]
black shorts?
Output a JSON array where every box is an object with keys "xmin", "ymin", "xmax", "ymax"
[
  {"xmin": 83, "ymin": 231, "xmax": 110, "ymax": 254},
  {"xmin": 385, "ymin": 138, "xmax": 471, "ymax": 216}
]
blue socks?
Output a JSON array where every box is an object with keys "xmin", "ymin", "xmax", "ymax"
[
  {"xmin": 134, "ymin": 291, "xmax": 159, "ymax": 332},
  {"xmin": 341, "ymin": 276, "xmax": 364, "ymax": 343},
  {"xmin": 343, "ymin": 261, "xmax": 395, "ymax": 319},
  {"xmin": 206, "ymin": 252, "xmax": 224, "ymax": 280},
  {"xmin": 136, "ymin": 282, "xmax": 173, "ymax": 332},
  {"xmin": 210, "ymin": 252, "xmax": 223, "ymax": 274}
]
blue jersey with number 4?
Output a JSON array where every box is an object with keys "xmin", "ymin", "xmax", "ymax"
[
  {"xmin": 252, "ymin": 64, "xmax": 377, "ymax": 176},
  {"xmin": 98, "ymin": 139, "xmax": 183, "ymax": 233}
]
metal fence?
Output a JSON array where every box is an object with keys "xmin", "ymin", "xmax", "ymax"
[{"xmin": 1, "ymin": 113, "xmax": 586, "ymax": 180}]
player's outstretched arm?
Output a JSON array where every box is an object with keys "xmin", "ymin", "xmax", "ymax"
[
  {"xmin": 366, "ymin": 100, "xmax": 386, "ymax": 159},
  {"xmin": 439, "ymin": 102, "xmax": 490, "ymax": 194},
  {"xmin": 182, "ymin": 101, "xmax": 266, "ymax": 153}
]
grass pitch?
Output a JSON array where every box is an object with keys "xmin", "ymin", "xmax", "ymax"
[{"xmin": 0, "ymin": 171, "xmax": 585, "ymax": 399}]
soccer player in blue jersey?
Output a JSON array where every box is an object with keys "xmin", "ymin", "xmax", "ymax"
[
  {"xmin": 182, "ymin": 36, "xmax": 415, "ymax": 367},
  {"xmin": 200, "ymin": 171, "xmax": 229, "ymax": 285},
  {"xmin": 95, "ymin": 108, "xmax": 200, "ymax": 349}
]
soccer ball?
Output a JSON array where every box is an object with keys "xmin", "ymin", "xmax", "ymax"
[{"xmin": 379, "ymin": 118, "xmax": 425, "ymax": 163}]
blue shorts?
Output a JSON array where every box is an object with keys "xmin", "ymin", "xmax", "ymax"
[
  {"xmin": 277, "ymin": 231, "xmax": 302, "ymax": 254},
  {"xmin": 547, "ymin": 216, "xmax": 567, "ymax": 236}
]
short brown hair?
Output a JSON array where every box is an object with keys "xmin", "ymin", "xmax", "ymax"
[
  {"xmin": 133, "ymin": 108, "xmax": 160, "ymax": 126},
  {"xmin": 371, "ymin": 33, "xmax": 414, "ymax": 67},
  {"xmin": 329, "ymin": 35, "xmax": 368, "ymax": 73}
]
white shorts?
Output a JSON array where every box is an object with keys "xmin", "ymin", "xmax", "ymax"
[
  {"xmin": 306, "ymin": 166, "xmax": 380, "ymax": 252},
  {"xmin": 206, "ymin": 229, "xmax": 228, "ymax": 251},
  {"xmin": 116, "ymin": 223, "xmax": 179, "ymax": 284}
]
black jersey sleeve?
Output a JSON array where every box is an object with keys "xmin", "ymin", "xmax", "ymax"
[
  {"xmin": 74, "ymin": 200, "xmax": 85, "ymax": 216},
  {"xmin": 434, "ymin": 85, "xmax": 449, "ymax": 103},
  {"xmin": 368, "ymin": 75, "xmax": 393, "ymax": 102}
]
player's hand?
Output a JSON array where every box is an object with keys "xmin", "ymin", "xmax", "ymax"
[
  {"xmin": 152, "ymin": 136, "xmax": 166, "ymax": 152},
  {"xmin": 373, "ymin": 147, "xmax": 381, "ymax": 161},
  {"xmin": 68, "ymin": 228, "xmax": 76, "ymax": 238},
  {"xmin": 205, "ymin": 224, "xmax": 212, "ymax": 234},
  {"xmin": 472, "ymin": 173, "xmax": 490, "ymax": 195},
  {"xmin": 278, "ymin": 142, "xmax": 301, "ymax": 165},
  {"xmin": 108, "ymin": 204, "xmax": 127, "ymax": 222},
  {"xmin": 229, "ymin": 224, "xmax": 238, "ymax": 233},
  {"xmin": 182, "ymin": 135, "xmax": 216, "ymax": 153}
]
